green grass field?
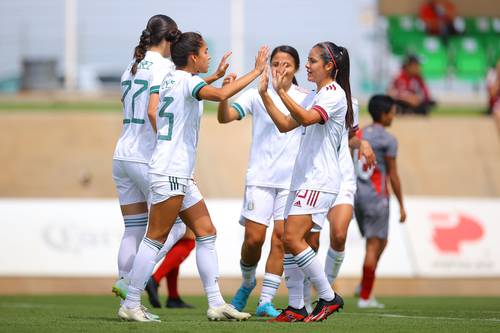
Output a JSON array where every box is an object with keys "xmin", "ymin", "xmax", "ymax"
[{"xmin": 0, "ymin": 295, "xmax": 499, "ymax": 333}]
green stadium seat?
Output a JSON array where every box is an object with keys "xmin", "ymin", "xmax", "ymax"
[
  {"xmin": 464, "ymin": 17, "xmax": 491, "ymax": 35},
  {"xmin": 419, "ymin": 37, "xmax": 448, "ymax": 79},
  {"xmin": 387, "ymin": 16, "xmax": 426, "ymax": 56},
  {"xmin": 451, "ymin": 37, "xmax": 488, "ymax": 81}
]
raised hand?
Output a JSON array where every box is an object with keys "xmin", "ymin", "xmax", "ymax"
[
  {"xmin": 272, "ymin": 62, "xmax": 287, "ymax": 91},
  {"xmin": 258, "ymin": 66, "xmax": 269, "ymax": 94},
  {"xmin": 254, "ymin": 46, "xmax": 270, "ymax": 74},
  {"xmin": 222, "ymin": 72, "xmax": 237, "ymax": 87},
  {"xmin": 215, "ymin": 51, "xmax": 232, "ymax": 79}
]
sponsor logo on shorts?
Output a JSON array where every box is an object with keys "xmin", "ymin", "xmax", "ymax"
[
  {"xmin": 247, "ymin": 200, "xmax": 254, "ymax": 211},
  {"xmin": 293, "ymin": 200, "xmax": 302, "ymax": 207}
]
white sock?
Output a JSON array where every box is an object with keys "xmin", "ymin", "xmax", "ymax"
[
  {"xmin": 303, "ymin": 276, "xmax": 312, "ymax": 312},
  {"xmin": 123, "ymin": 237, "xmax": 163, "ymax": 309},
  {"xmin": 294, "ymin": 247, "xmax": 335, "ymax": 301},
  {"xmin": 240, "ymin": 260, "xmax": 257, "ymax": 288},
  {"xmin": 258, "ymin": 272, "xmax": 281, "ymax": 306},
  {"xmin": 325, "ymin": 247, "xmax": 345, "ymax": 285},
  {"xmin": 117, "ymin": 213, "xmax": 148, "ymax": 279},
  {"xmin": 284, "ymin": 253, "xmax": 304, "ymax": 309},
  {"xmin": 155, "ymin": 219, "xmax": 187, "ymax": 262},
  {"xmin": 196, "ymin": 235, "xmax": 225, "ymax": 308}
]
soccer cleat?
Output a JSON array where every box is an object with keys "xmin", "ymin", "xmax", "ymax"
[
  {"xmin": 112, "ymin": 278, "xmax": 128, "ymax": 300},
  {"xmin": 118, "ymin": 305, "xmax": 161, "ymax": 322},
  {"xmin": 207, "ymin": 303, "xmax": 251, "ymax": 321},
  {"xmin": 358, "ymin": 297, "xmax": 385, "ymax": 309},
  {"xmin": 255, "ymin": 302, "xmax": 280, "ymax": 318},
  {"xmin": 268, "ymin": 306, "xmax": 308, "ymax": 322},
  {"xmin": 303, "ymin": 293, "xmax": 344, "ymax": 322},
  {"xmin": 145, "ymin": 277, "xmax": 161, "ymax": 308},
  {"xmin": 141, "ymin": 305, "xmax": 160, "ymax": 320},
  {"xmin": 166, "ymin": 297, "xmax": 194, "ymax": 308},
  {"xmin": 230, "ymin": 281, "xmax": 256, "ymax": 311}
]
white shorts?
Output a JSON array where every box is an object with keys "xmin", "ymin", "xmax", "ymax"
[
  {"xmin": 285, "ymin": 190, "xmax": 337, "ymax": 231},
  {"xmin": 239, "ymin": 186, "xmax": 289, "ymax": 227},
  {"xmin": 332, "ymin": 186, "xmax": 356, "ymax": 208},
  {"xmin": 150, "ymin": 174, "xmax": 203, "ymax": 211},
  {"xmin": 112, "ymin": 160, "xmax": 150, "ymax": 205}
]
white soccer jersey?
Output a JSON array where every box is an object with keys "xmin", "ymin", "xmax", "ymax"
[
  {"xmin": 290, "ymin": 81, "xmax": 347, "ymax": 193},
  {"xmin": 113, "ymin": 51, "xmax": 175, "ymax": 163},
  {"xmin": 232, "ymin": 85, "xmax": 309, "ymax": 189},
  {"xmin": 148, "ymin": 70, "xmax": 207, "ymax": 178},
  {"xmin": 337, "ymin": 97, "xmax": 360, "ymax": 192}
]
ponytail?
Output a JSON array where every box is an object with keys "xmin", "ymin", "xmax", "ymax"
[
  {"xmin": 130, "ymin": 15, "xmax": 179, "ymax": 75},
  {"xmin": 315, "ymin": 42, "xmax": 354, "ymax": 130},
  {"xmin": 131, "ymin": 29, "xmax": 150, "ymax": 75}
]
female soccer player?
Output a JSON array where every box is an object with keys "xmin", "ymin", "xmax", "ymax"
[
  {"xmin": 112, "ymin": 14, "xmax": 185, "ymax": 302},
  {"xmin": 118, "ymin": 32, "xmax": 269, "ymax": 322},
  {"xmin": 112, "ymin": 15, "xmax": 230, "ymax": 312},
  {"xmin": 259, "ymin": 41, "xmax": 352, "ymax": 322},
  {"xmin": 217, "ymin": 45, "xmax": 309, "ymax": 318}
]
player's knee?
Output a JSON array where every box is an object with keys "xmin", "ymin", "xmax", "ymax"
[
  {"xmin": 331, "ymin": 231, "xmax": 347, "ymax": 250},
  {"xmin": 245, "ymin": 233, "xmax": 265, "ymax": 250}
]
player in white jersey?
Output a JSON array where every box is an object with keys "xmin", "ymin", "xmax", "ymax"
[
  {"xmin": 119, "ymin": 31, "xmax": 269, "ymax": 322},
  {"xmin": 112, "ymin": 16, "xmax": 231, "ymax": 321},
  {"xmin": 259, "ymin": 42, "xmax": 354, "ymax": 323},
  {"xmin": 217, "ymin": 45, "xmax": 308, "ymax": 318},
  {"xmin": 299, "ymin": 98, "xmax": 376, "ymax": 311},
  {"xmin": 111, "ymin": 16, "xmax": 186, "ymax": 320}
]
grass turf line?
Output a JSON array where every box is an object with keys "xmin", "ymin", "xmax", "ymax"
[{"xmin": 0, "ymin": 295, "xmax": 499, "ymax": 333}]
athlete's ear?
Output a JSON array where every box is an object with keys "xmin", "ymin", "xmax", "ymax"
[{"xmin": 324, "ymin": 61, "xmax": 334, "ymax": 73}]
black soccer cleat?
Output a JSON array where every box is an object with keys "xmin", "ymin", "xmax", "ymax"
[
  {"xmin": 303, "ymin": 293, "xmax": 344, "ymax": 322},
  {"xmin": 145, "ymin": 277, "xmax": 161, "ymax": 308},
  {"xmin": 166, "ymin": 297, "xmax": 195, "ymax": 308}
]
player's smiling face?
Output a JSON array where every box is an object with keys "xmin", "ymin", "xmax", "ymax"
[
  {"xmin": 195, "ymin": 41, "xmax": 211, "ymax": 73},
  {"xmin": 306, "ymin": 47, "xmax": 330, "ymax": 84}
]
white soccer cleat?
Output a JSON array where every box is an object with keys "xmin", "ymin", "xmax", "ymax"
[
  {"xmin": 357, "ymin": 297, "xmax": 385, "ymax": 309},
  {"xmin": 118, "ymin": 305, "xmax": 161, "ymax": 322},
  {"xmin": 207, "ymin": 303, "xmax": 251, "ymax": 321}
]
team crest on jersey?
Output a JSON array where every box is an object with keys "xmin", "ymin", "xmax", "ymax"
[
  {"xmin": 137, "ymin": 60, "xmax": 153, "ymax": 70},
  {"xmin": 162, "ymin": 78, "xmax": 176, "ymax": 89}
]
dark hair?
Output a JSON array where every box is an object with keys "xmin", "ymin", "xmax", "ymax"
[
  {"xmin": 170, "ymin": 32, "xmax": 204, "ymax": 68},
  {"xmin": 368, "ymin": 95, "xmax": 396, "ymax": 122},
  {"xmin": 270, "ymin": 45, "xmax": 300, "ymax": 85},
  {"xmin": 314, "ymin": 42, "xmax": 353, "ymax": 129},
  {"xmin": 403, "ymin": 54, "xmax": 420, "ymax": 68},
  {"xmin": 131, "ymin": 15, "xmax": 180, "ymax": 75}
]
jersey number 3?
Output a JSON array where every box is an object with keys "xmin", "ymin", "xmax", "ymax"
[{"xmin": 158, "ymin": 96, "xmax": 174, "ymax": 141}]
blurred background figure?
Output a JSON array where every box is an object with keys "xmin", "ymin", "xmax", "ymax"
[
  {"xmin": 388, "ymin": 55, "xmax": 435, "ymax": 115},
  {"xmin": 486, "ymin": 58, "xmax": 500, "ymax": 134},
  {"xmin": 419, "ymin": 0, "xmax": 461, "ymax": 43}
]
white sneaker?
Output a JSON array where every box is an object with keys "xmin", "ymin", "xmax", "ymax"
[
  {"xmin": 118, "ymin": 305, "xmax": 161, "ymax": 322},
  {"xmin": 112, "ymin": 278, "xmax": 129, "ymax": 300},
  {"xmin": 207, "ymin": 303, "xmax": 251, "ymax": 321},
  {"xmin": 357, "ymin": 297, "xmax": 385, "ymax": 309}
]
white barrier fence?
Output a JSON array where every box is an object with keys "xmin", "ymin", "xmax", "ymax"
[{"xmin": 0, "ymin": 197, "xmax": 499, "ymax": 278}]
